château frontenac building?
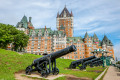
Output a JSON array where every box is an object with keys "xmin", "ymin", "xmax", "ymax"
[{"xmin": 16, "ymin": 6, "xmax": 114, "ymax": 60}]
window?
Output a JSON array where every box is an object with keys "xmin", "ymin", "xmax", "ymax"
[
  {"xmin": 80, "ymin": 52, "xmax": 81, "ymax": 54},
  {"xmin": 83, "ymin": 52, "xmax": 84, "ymax": 54},
  {"xmin": 83, "ymin": 56, "xmax": 84, "ymax": 58},
  {"xmin": 79, "ymin": 48, "xmax": 81, "ymax": 51},
  {"xmin": 32, "ymin": 37, "xmax": 34, "ymax": 39},
  {"xmin": 74, "ymin": 52, "xmax": 77, "ymax": 54},
  {"xmin": 74, "ymin": 56, "xmax": 78, "ymax": 58},
  {"xmin": 31, "ymin": 47, "xmax": 34, "ymax": 49}
]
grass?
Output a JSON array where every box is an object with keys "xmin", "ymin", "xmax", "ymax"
[
  {"xmin": 54, "ymin": 76, "xmax": 66, "ymax": 80},
  {"xmin": 0, "ymin": 49, "xmax": 106, "ymax": 80}
]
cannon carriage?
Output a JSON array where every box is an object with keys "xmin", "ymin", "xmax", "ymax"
[
  {"xmin": 90, "ymin": 59, "xmax": 103, "ymax": 67},
  {"xmin": 25, "ymin": 45, "xmax": 77, "ymax": 77},
  {"xmin": 79, "ymin": 58, "xmax": 101, "ymax": 70},
  {"xmin": 69, "ymin": 55, "xmax": 96, "ymax": 69}
]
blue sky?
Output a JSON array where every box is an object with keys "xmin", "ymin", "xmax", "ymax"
[{"xmin": 0, "ymin": 0, "xmax": 120, "ymax": 60}]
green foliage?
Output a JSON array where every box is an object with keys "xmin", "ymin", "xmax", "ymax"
[
  {"xmin": 0, "ymin": 23, "xmax": 29, "ymax": 51},
  {"xmin": 0, "ymin": 49, "xmax": 106, "ymax": 80}
]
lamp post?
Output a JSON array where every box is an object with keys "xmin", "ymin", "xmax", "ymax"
[
  {"xmin": 91, "ymin": 49, "xmax": 108, "ymax": 67},
  {"xmin": 102, "ymin": 51, "xmax": 104, "ymax": 67}
]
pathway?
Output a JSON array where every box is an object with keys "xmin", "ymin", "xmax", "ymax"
[{"xmin": 103, "ymin": 66, "xmax": 120, "ymax": 80}]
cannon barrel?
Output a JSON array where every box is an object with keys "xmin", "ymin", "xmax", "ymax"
[
  {"xmin": 71, "ymin": 55, "xmax": 96, "ymax": 64},
  {"xmin": 33, "ymin": 45, "xmax": 77, "ymax": 64},
  {"xmin": 83, "ymin": 58, "xmax": 101, "ymax": 65},
  {"xmin": 69, "ymin": 55, "xmax": 96, "ymax": 69}
]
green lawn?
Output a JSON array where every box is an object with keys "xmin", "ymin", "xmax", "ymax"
[{"xmin": 0, "ymin": 49, "xmax": 106, "ymax": 80}]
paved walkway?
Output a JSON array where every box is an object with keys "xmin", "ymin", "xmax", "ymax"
[{"xmin": 103, "ymin": 66, "xmax": 120, "ymax": 80}]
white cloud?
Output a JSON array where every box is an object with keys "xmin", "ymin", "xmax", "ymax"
[{"xmin": 0, "ymin": 0, "xmax": 120, "ymax": 47}]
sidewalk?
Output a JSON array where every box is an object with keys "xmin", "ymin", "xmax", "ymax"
[{"xmin": 103, "ymin": 66, "xmax": 120, "ymax": 80}]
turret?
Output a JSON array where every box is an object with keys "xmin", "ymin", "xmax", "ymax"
[{"xmin": 29, "ymin": 17, "xmax": 32, "ymax": 22}]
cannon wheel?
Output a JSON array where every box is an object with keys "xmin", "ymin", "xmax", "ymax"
[
  {"xmin": 41, "ymin": 70, "xmax": 48, "ymax": 78},
  {"xmin": 53, "ymin": 68, "xmax": 59, "ymax": 75},
  {"xmin": 25, "ymin": 66, "xmax": 32, "ymax": 75}
]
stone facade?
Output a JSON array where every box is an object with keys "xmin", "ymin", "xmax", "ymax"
[{"xmin": 16, "ymin": 6, "xmax": 114, "ymax": 60}]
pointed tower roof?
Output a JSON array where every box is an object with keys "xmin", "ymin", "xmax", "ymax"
[
  {"xmin": 59, "ymin": 5, "xmax": 71, "ymax": 17},
  {"xmin": 103, "ymin": 35, "xmax": 109, "ymax": 42},
  {"xmin": 16, "ymin": 15, "xmax": 28, "ymax": 29},
  {"xmin": 93, "ymin": 33, "xmax": 98, "ymax": 39},
  {"xmin": 102, "ymin": 40, "xmax": 106, "ymax": 45},
  {"xmin": 84, "ymin": 32, "xmax": 89, "ymax": 38},
  {"xmin": 102, "ymin": 35, "xmax": 113, "ymax": 46},
  {"xmin": 21, "ymin": 15, "xmax": 28, "ymax": 23}
]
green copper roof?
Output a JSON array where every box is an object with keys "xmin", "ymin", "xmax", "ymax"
[
  {"xmin": 84, "ymin": 32, "xmax": 89, "ymax": 38},
  {"xmin": 16, "ymin": 15, "xmax": 28, "ymax": 29},
  {"xmin": 29, "ymin": 28, "xmax": 65, "ymax": 37},
  {"xmin": 21, "ymin": 15, "xmax": 28, "ymax": 23},
  {"xmin": 102, "ymin": 35, "xmax": 113, "ymax": 46},
  {"xmin": 101, "ymin": 40, "xmax": 105, "ymax": 45},
  {"xmin": 93, "ymin": 33, "xmax": 98, "ymax": 39},
  {"xmin": 67, "ymin": 37, "xmax": 83, "ymax": 43}
]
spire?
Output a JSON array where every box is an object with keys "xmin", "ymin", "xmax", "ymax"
[
  {"xmin": 93, "ymin": 33, "xmax": 98, "ymax": 39},
  {"xmin": 84, "ymin": 32, "xmax": 89, "ymax": 38},
  {"xmin": 64, "ymin": 4, "xmax": 66, "ymax": 8},
  {"xmin": 57, "ymin": 11, "xmax": 59, "ymax": 18}
]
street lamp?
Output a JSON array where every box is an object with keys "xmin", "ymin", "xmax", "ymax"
[{"xmin": 91, "ymin": 48, "xmax": 109, "ymax": 67}]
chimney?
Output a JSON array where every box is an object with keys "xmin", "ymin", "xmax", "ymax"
[{"xmin": 29, "ymin": 17, "xmax": 32, "ymax": 22}]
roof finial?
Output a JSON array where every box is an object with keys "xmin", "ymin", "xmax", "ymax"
[{"xmin": 65, "ymin": 4, "xmax": 66, "ymax": 8}]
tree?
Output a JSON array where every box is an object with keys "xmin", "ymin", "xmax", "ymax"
[
  {"xmin": 13, "ymin": 30, "xmax": 29, "ymax": 51},
  {"xmin": 0, "ymin": 23, "xmax": 14, "ymax": 48},
  {"xmin": 0, "ymin": 23, "xmax": 29, "ymax": 51}
]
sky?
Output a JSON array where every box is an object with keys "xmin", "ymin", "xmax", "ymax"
[{"xmin": 0, "ymin": 0, "xmax": 120, "ymax": 60}]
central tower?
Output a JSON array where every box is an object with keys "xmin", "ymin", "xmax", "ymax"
[{"xmin": 56, "ymin": 6, "xmax": 73, "ymax": 37}]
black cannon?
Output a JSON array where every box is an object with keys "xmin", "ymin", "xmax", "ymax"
[
  {"xmin": 116, "ymin": 64, "xmax": 120, "ymax": 69},
  {"xmin": 90, "ymin": 60, "xmax": 103, "ymax": 67},
  {"xmin": 69, "ymin": 55, "xmax": 96, "ymax": 69},
  {"xmin": 80, "ymin": 58, "xmax": 101, "ymax": 70},
  {"xmin": 25, "ymin": 45, "xmax": 77, "ymax": 77}
]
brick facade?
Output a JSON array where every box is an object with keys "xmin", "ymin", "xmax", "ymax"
[{"xmin": 16, "ymin": 6, "xmax": 115, "ymax": 60}]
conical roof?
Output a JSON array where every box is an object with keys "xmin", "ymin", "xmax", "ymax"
[
  {"xmin": 102, "ymin": 35, "xmax": 113, "ymax": 46},
  {"xmin": 59, "ymin": 6, "xmax": 71, "ymax": 17},
  {"xmin": 21, "ymin": 15, "xmax": 28, "ymax": 23},
  {"xmin": 93, "ymin": 33, "xmax": 98, "ymax": 39},
  {"xmin": 84, "ymin": 32, "xmax": 89, "ymax": 38},
  {"xmin": 102, "ymin": 40, "xmax": 106, "ymax": 45},
  {"xmin": 16, "ymin": 15, "xmax": 28, "ymax": 29}
]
